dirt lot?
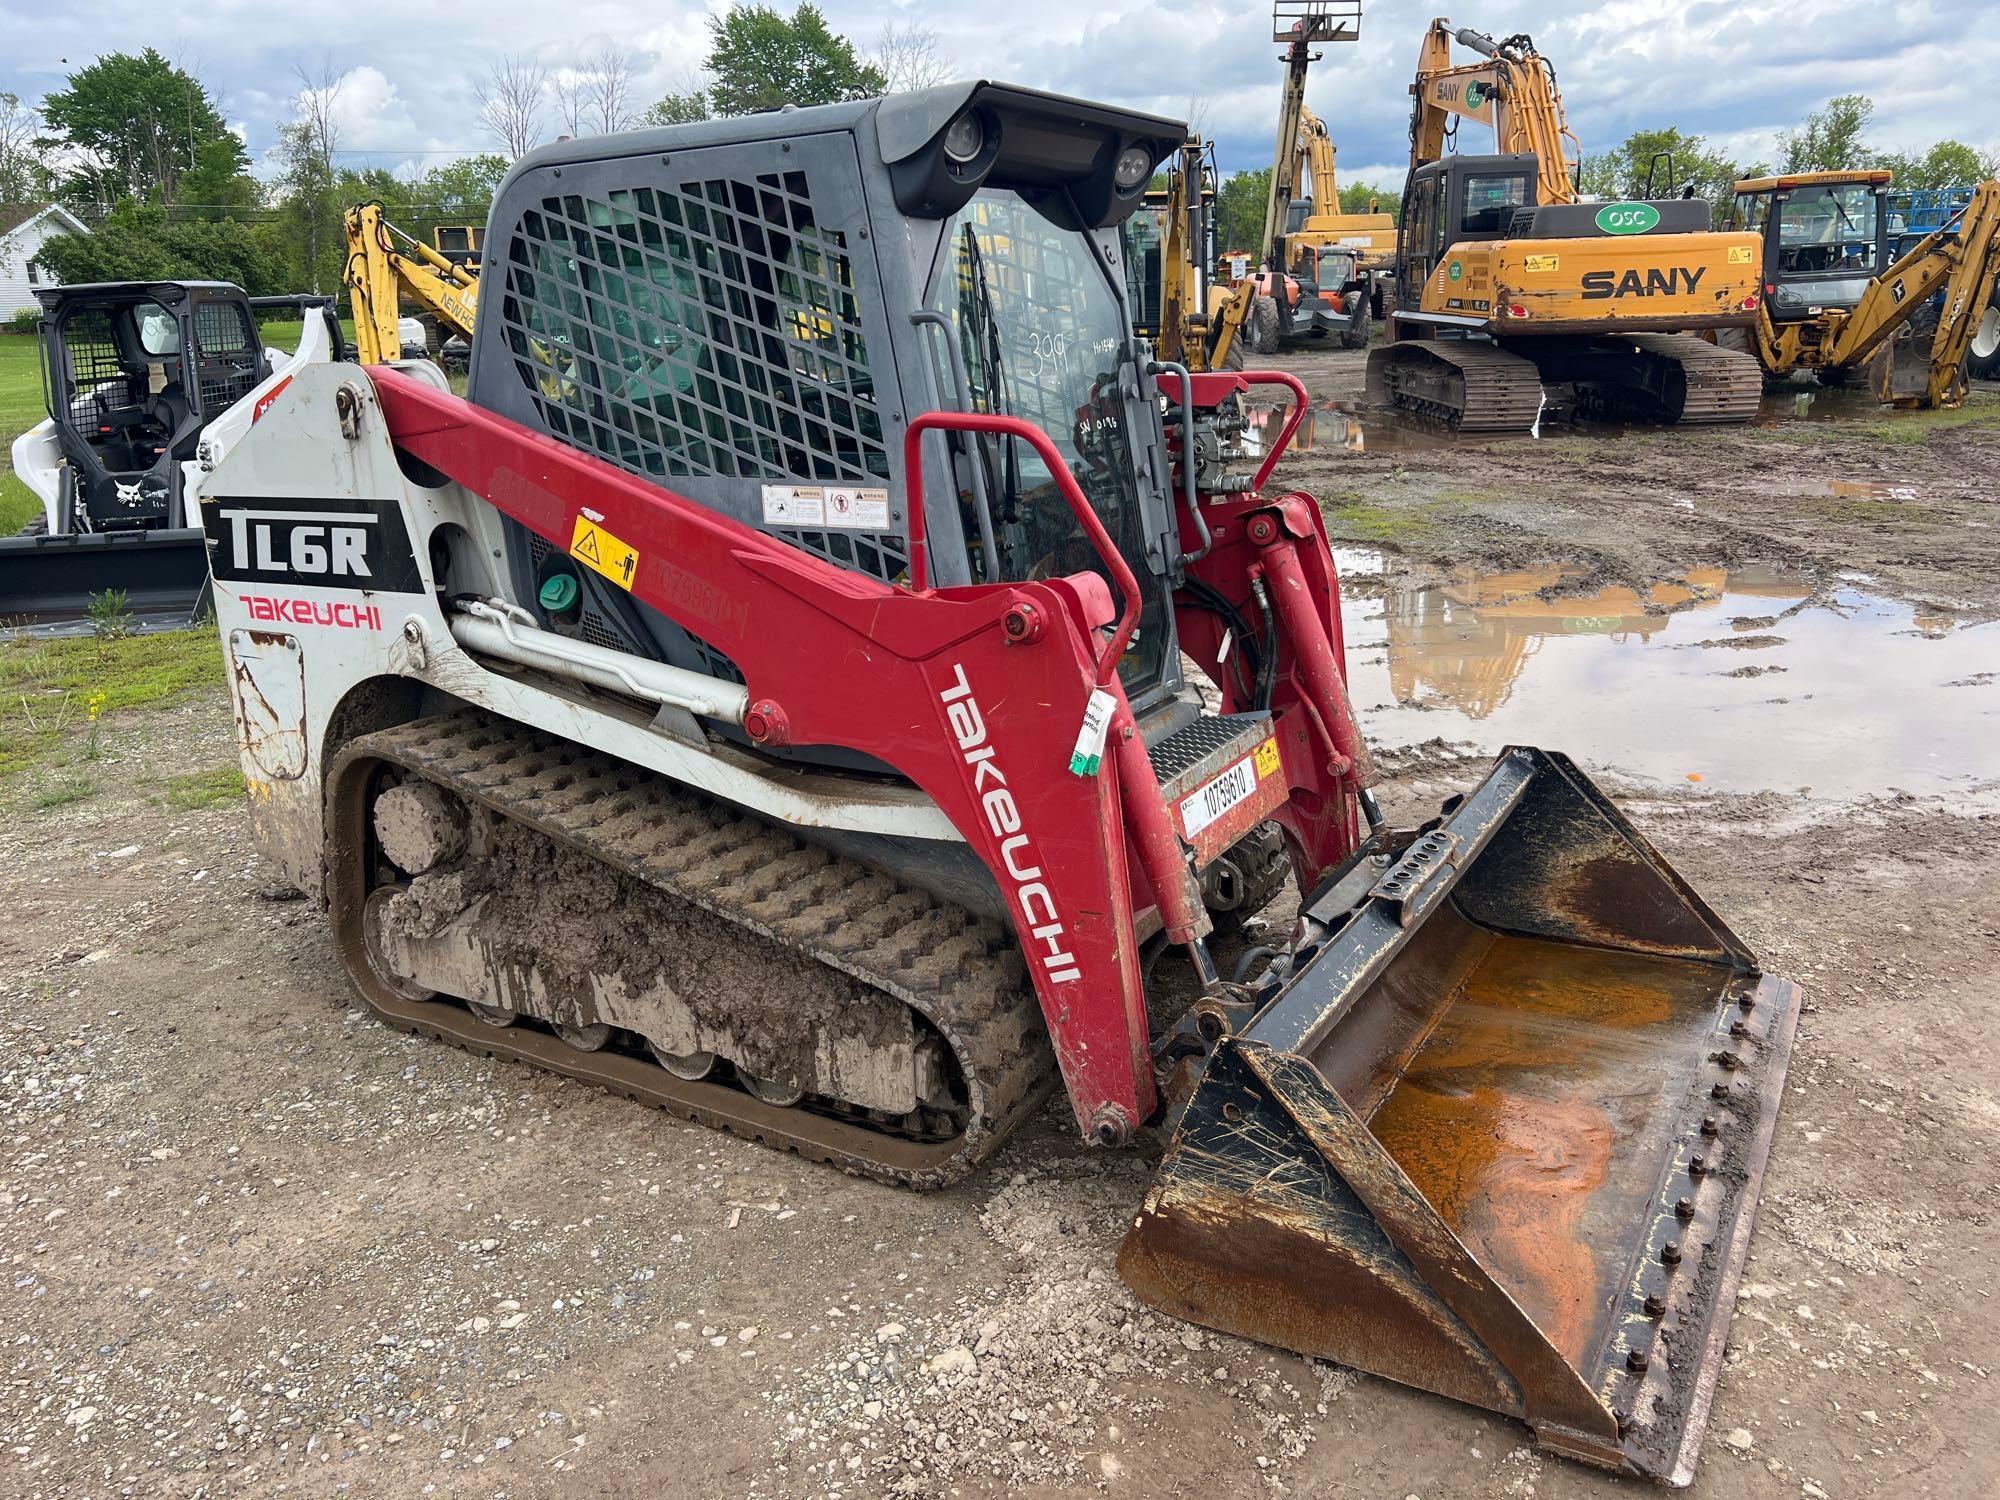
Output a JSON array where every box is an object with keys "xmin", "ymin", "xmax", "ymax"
[{"xmin": 2, "ymin": 359, "xmax": 1996, "ymax": 1499}]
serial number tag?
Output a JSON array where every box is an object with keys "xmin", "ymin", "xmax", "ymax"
[{"xmin": 1181, "ymin": 757, "xmax": 1258, "ymax": 837}]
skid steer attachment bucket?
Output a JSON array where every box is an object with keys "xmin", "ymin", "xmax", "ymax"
[{"xmin": 1121, "ymin": 748, "xmax": 1799, "ymax": 1484}]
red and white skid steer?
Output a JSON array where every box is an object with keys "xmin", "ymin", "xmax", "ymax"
[{"xmin": 193, "ymin": 81, "xmax": 1799, "ymax": 1483}]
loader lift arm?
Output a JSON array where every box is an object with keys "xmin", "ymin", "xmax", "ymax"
[{"xmin": 342, "ymin": 201, "xmax": 480, "ymax": 363}]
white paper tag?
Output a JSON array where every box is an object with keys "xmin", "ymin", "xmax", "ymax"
[
  {"xmin": 1180, "ymin": 756, "xmax": 1257, "ymax": 836},
  {"xmin": 761, "ymin": 485, "xmax": 825, "ymax": 525},
  {"xmin": 1069, "ymin": 689, "xmax": 1116, "ymax": 777}
]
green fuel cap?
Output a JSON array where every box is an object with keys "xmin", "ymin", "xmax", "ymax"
[{"xmin": 538, "ymin": 572, "xmax": 580, "ymax": 613}]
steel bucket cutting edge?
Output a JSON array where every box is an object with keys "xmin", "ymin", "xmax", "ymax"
[{"xmin": 1120, "ymin": 747, "xmax": 1801, "ymax": 1483}]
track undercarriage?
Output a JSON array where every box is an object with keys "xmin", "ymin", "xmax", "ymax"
[
  {"xmin": 336, "ymin": 715, "xmax": 1055, "ymax": 1188},
  {"xmin": 1364, "ymin": 333, "xmax": 1763, "ymax": 432}
]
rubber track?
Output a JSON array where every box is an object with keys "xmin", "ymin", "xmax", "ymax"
[
  {"xmin": 329, "ymin": 714, "xmax": 1057, "ymax": 1189},
  {"xmin": 1365, "ymin": 340, "xmax": 1547, "ymax": 432},
  {"xmin": 1629, "ymin": 333, "xmax": 1764, "ymax": 425}
]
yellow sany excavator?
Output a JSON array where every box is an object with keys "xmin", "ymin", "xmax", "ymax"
[
  {"xmin": 1366, "ymin": 19, "xmax": 1767, "ymax": 431},
  {"xmin": 342, "ymin": 202, "xmax": 480, "ymax": 366},
  {"xmin": 1725, "ymin": 172, "xmax": 2000, "ymax": 407}
]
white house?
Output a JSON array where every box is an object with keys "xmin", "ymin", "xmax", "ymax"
[{"xmin": 0, "ymin": 203, "xmax": 91, "ymax": 316}]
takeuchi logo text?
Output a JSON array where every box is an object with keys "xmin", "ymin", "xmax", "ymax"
[{"xmin": 243, "ymin": 594, "xmax": 383, "ymax": 630}]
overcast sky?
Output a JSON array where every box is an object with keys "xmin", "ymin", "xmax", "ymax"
[{"xmin": 4, "ymin": 0, "xmax": 1994, "ymax": 190}]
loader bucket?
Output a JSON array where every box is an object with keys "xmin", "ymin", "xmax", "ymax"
[{"xmin": 1120, "ymin": 748, "xmax": 1799, "ymax": 1484}]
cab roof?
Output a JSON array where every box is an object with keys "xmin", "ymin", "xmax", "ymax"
[{"xmin": 1733, "ymin": 169, "xmax": 1894, "ymax": 193}]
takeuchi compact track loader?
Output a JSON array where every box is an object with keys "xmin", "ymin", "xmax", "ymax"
[{"xmin": 194, "ymin": 81, "xmax": 1799, "ymax": 1483}]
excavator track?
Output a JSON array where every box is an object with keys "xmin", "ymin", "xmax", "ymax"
[
  {"xmin": 325, "ymin": 713, "xmax": 1056, "ymax": 1189},
  {"xmin": 1364, "ymin": 339, "xmax": 1547, "ymax": 432},
  {"xmin": 1624, "ymin": 333, "xmax": 1764, "ymax": 424}
]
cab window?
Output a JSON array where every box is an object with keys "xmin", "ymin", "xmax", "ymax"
[
  {"xmin": 1461, "ymin": 172, "xmax": 1529, "ymax": 236},
  {"xmin": 135, "ymin": 305, "xmax": 181, "ymax": 355},
  {"xmin": 1775, "ymin": 184, "xmax": 1880, "ymax": 275}
]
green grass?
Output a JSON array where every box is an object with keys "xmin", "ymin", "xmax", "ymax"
[
  {"xmin": 0, "ymin": 627, "xmax": 224, "ymax": 777},
  {"xmin": 32, "ymin": 773, "xmax": 95, "ymax": 810},
  {"xmin": 160, "ymin": 763, "xmax": 243, "ymax": 810},
  {"xmin": 1319, "ymin": 488, "xmax": 1469, "ymax": 547},
  {"xmin": 0, "ymin": 332, "xmax": 44, "ymax": 535}
]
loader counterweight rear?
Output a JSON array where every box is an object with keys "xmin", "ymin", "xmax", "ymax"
[{"xmin": 195, "ymin": 81, "xmax": 1798, "ymax": 1483}]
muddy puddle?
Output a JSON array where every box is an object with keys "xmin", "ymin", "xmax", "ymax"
[{"xmin": 1336, "ymin": 551, "xmax": 1999, "ymax": 800}]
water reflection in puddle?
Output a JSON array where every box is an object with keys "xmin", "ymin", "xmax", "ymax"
[{"xmin": 1337, "ymin": 551, "xmax": 1998, "ymax": 799}]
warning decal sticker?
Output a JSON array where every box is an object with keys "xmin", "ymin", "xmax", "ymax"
[{"xmin": 570, "ymin": 514, "xmax": 640, "ymax": 590}]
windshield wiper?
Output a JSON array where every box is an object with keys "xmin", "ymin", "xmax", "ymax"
[{"xmin": 961, "ymin": 224, "xmax": 1022, "ymax": 526}]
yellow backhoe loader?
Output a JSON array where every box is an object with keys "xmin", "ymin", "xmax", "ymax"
[
  {"xmin": 1145, "ymin": 139, "xmax": 1258, "ymax": 373},
  {"xmin": 1366, "ymin": 19, "xmax": 1767, "ymax": 431},
  {"xmin": 1290, "ymin": 103, "xmax": 1399, "ymax": 297},
  {"xmin": 342, "ymin": 202, "xmax": 480, "ymax": 367},
  {"xmin": 1726, "ymin": 172, "xmax": 2000, "ymax": 407}
]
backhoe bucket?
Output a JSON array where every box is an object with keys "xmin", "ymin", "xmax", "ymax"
[{"xmin": 1121, "ymin": 748, "xmax": 1799, "ymax": 1484}]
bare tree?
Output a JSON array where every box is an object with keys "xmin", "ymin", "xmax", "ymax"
[
  {"xmin": 281, "ymin": 60, "xmax": 345, "ymax": 294},
  {"xmin": 586, "ymin": 44, "xmax": 639, "ymax": 134},
  {"xmin": 477, "ymin": 54, "xmax": 547, "ymax": 158},
  {"xmin": 0, "ymin": 91, "xmax": 49, "ymax": 203},
  {"xmin": 1184, "ymin": 93, "xmax": 1213, "ymax": 145},
  {"xmin": 875, "ymin": 23, "xmax": 952, "ymax": 93},
  {"xmin": 551, "ymin": 68, "xmax": 591, "ymax": 139}
]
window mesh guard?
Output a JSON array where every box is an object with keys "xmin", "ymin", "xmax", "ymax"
[
  {"xmin": 60, "ymin": 311, "xmax": 146, "ymax": 429},
  {"xmin": 499, "ymin": 169, "xmax": 907, "ymax": 584}
]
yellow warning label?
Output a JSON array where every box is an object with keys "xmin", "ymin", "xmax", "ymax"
[
  {"xmin": 1728, "ymin": 245, "xmax": 1754, "ymax": 264},
  {"xmin": 1253, "ymin": 737, "xmax": 1281, "ymax": 780},
  {"xmin": 1523, "ymin": 253, "xmax": 1560, "ymax": 273},
  {"xmin": 570, "ymin": 515, "xmax": 640, "ymax": 590}
]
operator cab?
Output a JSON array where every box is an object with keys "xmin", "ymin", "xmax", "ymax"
[
  {"xmin": 1729, "ymin": 170, "xmax": 1892, "ymax": 324},
  {"xmin": 472, "ymin": 83, "xmax": 1187, "ymax": 755},
  {"xmin": 34, "ymin": 281, "xmax": 265, "ymax": 533},
  {"xmin": 1396, "ymin": 154, "xmax": 1537, "ymax": 303}
]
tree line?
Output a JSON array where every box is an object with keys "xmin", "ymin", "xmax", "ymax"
[{"xmin": 4, "ymin": 22, "xmax": 1994, "ymax": 304}]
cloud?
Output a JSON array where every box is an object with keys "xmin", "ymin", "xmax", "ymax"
[{"xmin": 3, "ymin": 0, "xmax": 1992, "ymax": 184}]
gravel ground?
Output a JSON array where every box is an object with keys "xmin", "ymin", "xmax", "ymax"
[{"xmin": 2, "ymin": 361, "xmax": 1995, "ymax": 1499}]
